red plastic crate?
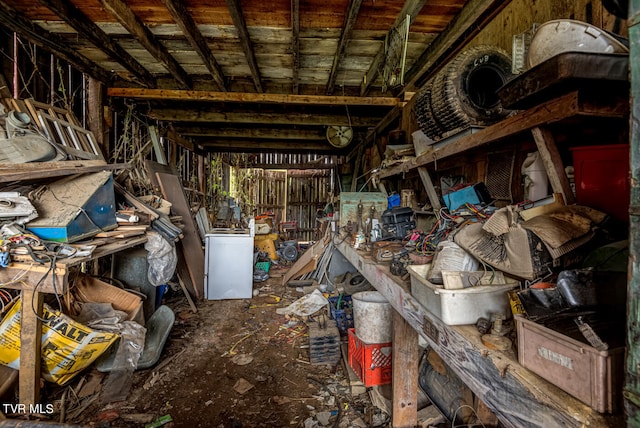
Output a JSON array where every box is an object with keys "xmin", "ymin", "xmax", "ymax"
[
  {"xmin": 347, "ymin": 328, "xmax": 392, "ymax": 387},
  {"xmin": 571, "ymin": 144, "xmax": 629, "ymax": 222}
]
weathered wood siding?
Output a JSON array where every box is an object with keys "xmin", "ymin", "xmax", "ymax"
[
  {"xmin": 286, "ymin": 169, "xmax": 333, "ymax": 241},
  {"xmin": 244, "ymin": 159, "xmax": 334, "ymax": 242},
  {"xmin": 468, "ymin": 0, "xmax": 627, "ymax": 54}
]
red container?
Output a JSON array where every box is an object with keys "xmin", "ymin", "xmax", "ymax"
[
  {"xmin": 347, "ymin": 328, "xmax": 392, "ymax": 387},
  {"xmin": 571, "ymin": 144, "xmax": 629, "ymax": 222}
]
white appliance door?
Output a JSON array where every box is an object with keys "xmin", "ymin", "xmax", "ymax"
[{"xmin": 205, "ymin": 233, "xmax": 253, "ymax": 300}]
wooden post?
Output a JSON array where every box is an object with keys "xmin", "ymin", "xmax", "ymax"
[
  {"xmin": 391, "ymin": 310, "xmax": 419, "ymax": 428},
  {"xmin": 626, "ymin": 1, "xmax": 640, "ymax": 424},
  {"xmin": 531, "ymin": 127, "xmax": 575, "ymax": 205},
  {"xmin": 87, "ymin": 77, "xmax": 108, "ymax": 157},
  {"xmin": 19, "ymin": 289, "xmax": 43, "ymax": 406},
  {"xmin": 350, "ymin": 145, "xmax": 363, "ymax": 192},
  {"xmin": 417, "ymin": 167, "xmax": 442, "ymax": 211}
]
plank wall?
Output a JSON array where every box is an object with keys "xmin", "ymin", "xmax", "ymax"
[{"xmin": 468, "ymin": 0, "xmax": 627, "ymax": 54}]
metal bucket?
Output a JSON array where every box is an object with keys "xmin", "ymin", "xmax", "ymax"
[{"xmin": 352, "ymin": 291, "xmax": 392, "ymax": 344}]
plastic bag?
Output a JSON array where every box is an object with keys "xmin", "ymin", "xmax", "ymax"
[
  {"xmin": 144, "ymin": 231, "xmax": 177, "ymax": 286},
  {"xmin": 100, "ymin": 320, "xmax": 146, "ymax": 404},
  {"xmin": 428, "ymin": 240, "xmax": 479, "ymax": 284},
  {"xmin": 276, "ymin": 289, "xmax": 329, "ymax": 316}
]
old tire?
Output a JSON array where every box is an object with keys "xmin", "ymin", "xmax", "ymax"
[
  {"xmin": 415, "ymin": 81, "xmax": 445, "ymax": 141},
  {"xmin": 416, "ymin": 46, "xmax": 513, "ymax": 140}
]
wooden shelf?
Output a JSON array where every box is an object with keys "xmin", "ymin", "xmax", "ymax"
[
  {"xmin": 375, "ymin": 90, "xmax": 628, "ymax": 180},
  {"xmin": 335, "ymin": 239, "xmax": 622, "ymax": 427}
]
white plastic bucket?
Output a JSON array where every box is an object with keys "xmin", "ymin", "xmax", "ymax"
[{"xmin": 352, "ymin": 291, "xmax": 392, "ymax": 344}]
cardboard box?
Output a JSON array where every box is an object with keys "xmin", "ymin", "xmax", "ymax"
[
  {"xmin": 73, "ymin": 275, "xmax": 145, "ymax": 326},
  {"xmin": 516, "ymin": 314, "xmax": 624, "ymax": 413}
]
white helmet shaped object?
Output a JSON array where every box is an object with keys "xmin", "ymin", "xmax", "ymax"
[{"xmin": 527, "ymin": 19, "xmax": 628, "ymax": 68}]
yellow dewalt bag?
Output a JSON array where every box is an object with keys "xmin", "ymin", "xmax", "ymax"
[{"xmin": 0, "ymin": 298, "xmax": 118, "ymax": 385}]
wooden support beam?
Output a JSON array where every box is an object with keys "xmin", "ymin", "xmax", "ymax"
[
  {"xmin": 350, "ymin": 145, "xmax": 364, "ymax": 192},
  {"xmin": 291, "ymin": 0, "xmax": 300, "ymax": 94},
  {"xmin": 326, "ymin": 0, "xmax": 363, "ymax": 95},
  {"xmin": 163, "ymin": 127, "xmax": 196, "ymax": 152},
  {"xmin": 392, "ymin": 311, "xmax": 419, "ymax": 428},
  {"xmin": 0, "ymin": 0, "xmax": 111, "ymax": 83},
  {"xmin": 1, "ymin": 263, "xmax": 68, "ymax": 294},
  {"xmin": 159, "ymin": 0, "xmax": 227, "ymax": 91},
  {"xmin": 531, "ymin": 126, "xmax": 576, "ymax": 205},
  {"xmin": 0, "ymin": 160, "xmax": 129, "ymax": 183},
  {"xmin": 38, "ymin": 0, "xmax": 155, "ymax": 88},
  {"xmin": 19, "ymin": 290, "xmax": 43, "ymax": 406},
  {"xmin": 403, "ymin": 0, "xmax": 510, "ymax": 93},
  {"xmin": 148, "ymin": 108, "xmax": 382, "ymax": 127},
  {"xmin": 99, "ymin": 0, "xmax": 191, "ymax": 89},
  {"xmin": 417, "ymin": 167, "xmax": 442, "ymax": 211},
  {"xmin": 176, "ymin": 126, "xmax": 326, "ymax": 140},
  {"xmin": 87, "ymin": 77, "xmax": 108, "ymax": 156},
  {"xmin": 198, "ymin": 139, "xmax": 339, "ymax": 153},
  {"xmin": 107, "ymin": 87, "xmax": 399, "ymax": 107},
  {"xmin": 225, "ymin": 0, "xmax": 263, "ymax": 93},
  {"xmin": 360, "ymin": 0, "xmax": 426, "ymax": 96}
]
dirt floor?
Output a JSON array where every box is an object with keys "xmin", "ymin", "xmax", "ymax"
[{"xmin": 5, "ymin": 264, "xmax": 408, "ymax": 428}]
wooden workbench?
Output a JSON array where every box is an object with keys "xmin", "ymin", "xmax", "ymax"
[
  {"xmin": 335, "ymin": 239, "xmax": 623, "ymax": 428},
  {"xmin": 0, "ymin": 235, "xmax": 148, "ymax": 406}
]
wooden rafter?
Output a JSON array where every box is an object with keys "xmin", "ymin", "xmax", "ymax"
[
  {"xmin": 147, "ymin": 108, "xmax": 381, "ymax": 127},
  {"xmin": 326, "ymin": 0, "xmax": 363, "ymax": 95},
  {"xmin": 403, "ymin": 0, "xmax": 511, "ymax": 92},
  {"xmin": 0, "ymin": 0, "xmax": 111, "ymax": 83},
  {"xmin": 38, "ymin": 0, "xmax": 155, "ymax": 88},
  {"xmin": 107, "ymin": 87, "xmax": 399, "ymax": 106},
  {"xmin": 360, "ymin": 0, "xmax": 426, "ymax": 96},
  {"xmin": 225, "ymin": 0, "xmax": 263, "ymax": 93},
  {"xmin": 175, "ymin": 126, "xmax": 326, "ymax": 140},
  {"xmin": 99, "ymin": 0, "xmax": 192, "ymax": 89},
  {"xmin": 162, "ymin": 128, "xmax": 207, "ymax": 156},
  {"xmin": 291, "ymin": 0, "xmax": 300, "ymax": 94},
  {"xmin": 159, "ymin": 0, "xmax": 227, "ymax": 91}
]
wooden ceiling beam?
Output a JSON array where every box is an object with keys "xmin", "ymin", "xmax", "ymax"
[
  {"xmin": 38, "ymin": 0, "xmax": 156, "ymax": 88},
  {"xmin": 198, "ymin": 139, "xmax": 339, "ymax": 153},
  {"xmin": 99, "ymin": 0, "xmax": 192, "ymax": 89},
  {"xmin": 175, "ymin": 126, "xmax": 327, "ymax": 140},
  {"xmin": 403, "ymin": 0, "xmax": 511, "ymax": 92},
  {"xmin": 246, "ymin": 162, "xmax": 336, "ymax": 170},
  {"xmin": 0, "ymin": 0, "xmax": 111, "ymax": 83},
  {"xmin": 159, "ymin": 0, "xmax": 227, "ymax": 91},
  {"xmin": 107, "ymin": 87, "xmax": 399, "ymax": 106},
  {"xmin": 360, "ymin": 0, "xmax": 426, "ymax": 96},
  {"xmin": 291, "ymin": 0, "xmax": 300, "ymax": 94},
  {"xmin": 225, "ymin": 0, "xmax": 263, "ymax": 93},
  {"xmin": 148, "ymin": 109, "xmax": 381, "ymax": 127},
  {"xmin": 326, "ymin": 0, "xmax": 363, "ymax": 95}
]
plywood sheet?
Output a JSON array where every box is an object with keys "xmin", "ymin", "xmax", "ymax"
[{"xmin": 155, "ymin": 172, "xmax": 204, "ymax": 299}]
